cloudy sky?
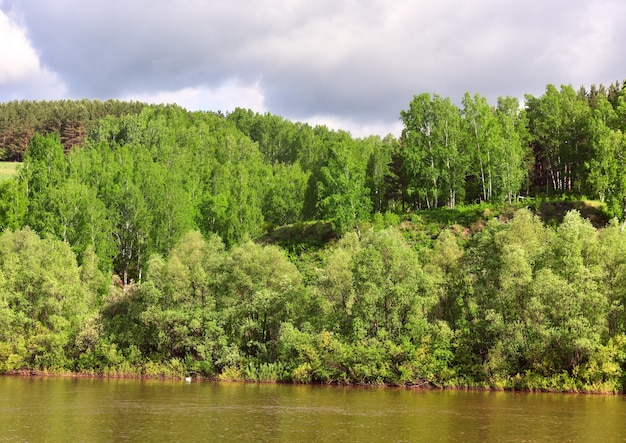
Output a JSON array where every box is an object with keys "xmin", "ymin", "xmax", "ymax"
[{"xmin": 1, "ymin": 0, "xmax": 625, "ymax": 137}]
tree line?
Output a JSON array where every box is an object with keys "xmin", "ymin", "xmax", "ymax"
[
  {"xmin": 0, "ymin": 99, "xmax": 146, "ymax": 161},
  {"xmin": 2, "ymin": 80, "xmax": 626, "ymax": 227},
  {"xmin": 2, "ymin": 79, "xmax": 626, "ymax": 217}
]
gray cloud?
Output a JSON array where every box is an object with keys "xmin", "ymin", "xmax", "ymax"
[{"xmin": 2, "ymin": 0, "xmax": 626, "ymax": 135}]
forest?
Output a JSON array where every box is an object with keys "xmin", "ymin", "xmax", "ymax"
[{"xmin": 1, "ymin": 80, "xmax": 626, "ymax": 392}]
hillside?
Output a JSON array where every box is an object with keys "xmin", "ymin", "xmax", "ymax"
[
  {"xmin": 0, "ymin": 162, "xmax": 18, "ymax": 181},
  {"xmin": 0, "ymin": 86, "xmax": 626, "ymax": 392}
]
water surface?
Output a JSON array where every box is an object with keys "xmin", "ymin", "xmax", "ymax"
[{"xmin": 1, "ymin": 377, "xmax": 624, "ymax": 442}]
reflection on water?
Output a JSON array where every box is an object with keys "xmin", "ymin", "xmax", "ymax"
[{"xmin": 1, "ymin": 377, "xmax": 624, "ymax": 442}]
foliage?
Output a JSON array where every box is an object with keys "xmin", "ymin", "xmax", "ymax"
[
  {"xmin": 1, "ymin": 82, "xmax": 626, "ymax": 391},
  {"xmin": 0, "ymin": 99, "xmax": 146, "ymax": 161},
  {"xmin": 0, "ymin": 228, "xmax": 97, "ymax": 372},
  {"xmin": 317, "ymin": 136, "xmax": 371, "ymax": 237}
]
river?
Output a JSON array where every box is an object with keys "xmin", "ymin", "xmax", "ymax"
[{"xmin": 1, "ymin": 377, "xmax": 624, "ymax": 442}]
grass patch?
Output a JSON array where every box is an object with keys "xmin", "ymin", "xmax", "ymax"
[
  {"xmin": 257, "ymin": 220, "xmax": 335, "ymax": 255},
  {"xmin": 0, "ymin": 162, "xmax": 19, "ymax": 181},
  {"xmin": 533, "ymin": 199, "xmax": 610, "ymax": 229},
  {"xmin": 399, "ymin": 203, "xmax": 505, "ymax": 247},
  {"xmin": 258, "ymin": 199, "xmax": 612, "ymax": 258}
]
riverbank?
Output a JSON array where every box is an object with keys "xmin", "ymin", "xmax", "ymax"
[{"xmin": 3, "ymin": 370, "xmax": 623, "ymax": 395}]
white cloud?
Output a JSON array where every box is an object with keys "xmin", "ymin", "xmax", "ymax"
[
  {"xmin": 0, "ymin": 7, "xmax": 66, "ymax": 100},
  {"xmin": 2, "ymin": 0, "xmax": 626, "ymax": 136},
  {"xmin": 0, "ymin": 8, "xmax": 37, "ymax": 82},
  {"xmin": 304, "ymin": 114, "xmax": 403, "ymax": 139},
  {"xmin": 121, "ymin": 80, "xmax": 267, "ymax": 115}
]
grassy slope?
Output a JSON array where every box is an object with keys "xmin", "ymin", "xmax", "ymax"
[
  {"xmin": 260, "ymin": 200, "xmax": 612, "ymax": 255},
  {"xmin": 535, "ymin": 199, "xmax": 610, "ymax": 228},
  {"xmin": 0, "ymin": 162, "xmax": 19, "ymax": 181}
]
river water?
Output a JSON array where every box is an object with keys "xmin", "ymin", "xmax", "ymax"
[{"xmin": 1, "ymin": 376, "xmax": 624, "ymax": 442}]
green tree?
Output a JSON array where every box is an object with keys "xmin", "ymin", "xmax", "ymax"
[
  {"xmin": 425, "ymin": 229, "xmax": 471, "ymax": 329},
  {"xmin": 432, "ymin": 95, "xmax": 465, "ymax": 207},
  {"xmin": 0, "ymin": 228, "xmax": 95, "ymax": 371},
  {"xmin": 312, "ymin": 232, "xmax": 360, "ymax": 336},
  {"xmin": 587, "ymin": 103, "xmax": 626, "ymax": 221},
  {"xmin": 494, "ymin": 96, "xmax": 530, "ymax": 203},
  {"xmin": 0, "ymin": 178, "xmax": 27, "ymax": 231},
  {"xmin": 216, "ymin": 242, "xmax": 304, "ymax": 362},
  {"xmin": 598, "ymin": 221, "xmax": 626, "ymax": 335},
  {"xmin": 468, "ymin": 210, "xmax": 550, "ymax": 379},
  {"xmin": 20, "ymin": 133, "xmax": 67, "ymax": 234},
  {"xmin": 198, "ymin": 129, "xmax": 267, "ymax": 246},
  {"xmin": 132, "ymin": 231, "xmax": 225, "ymax": 371},
  {"xmin": 46, "ymin": 179, "xmax": 114, "ymax": 268},
  {"xmin": 350, "ymin": 229, "xmax": 435, "ymax": 340},
  {"xmin": 317, "ymin": 136, "xmax": 371, "ymax": 237},
  {"xmin": 364, "ymin": 135, "xmax": 393, "ymax": 214},
  {"xmin": 401, "ymin": 93, "xmax": 442, "ymax": 208},
  {"xmin": 525, "ymin": 85, "xmax": 594, "ymax": 195},
  {"xmin": 461, "ymin": 92, "xmax": 500, "ymax": 202},
  {"xmin": 384, "ymin": 138, "xmax": 411, "ymax": 211},
  {"xmin": 263, "ymin": 162, "xmax": 309, "ymax": 229},
  {"xmin": 400, "ymin": 93, "xmax": 467, "ymax": 208},
  {"xmin": 401, "ymin": 94, "xmax": 464, "ymax": 208}
]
